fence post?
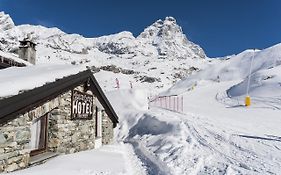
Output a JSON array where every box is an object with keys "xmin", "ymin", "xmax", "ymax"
[
  {"xmin": 173, "ymin": 96, "xmax": 176, "ymax": 111},
  {"xmin": 177, "ymin": 96, "xmax": 179, "ymax": 112},
  {"xmin": 164, "ymin": 97, "xmax": 167, "ymax": 109},
  {"xmin": 181, "ymin": 96, "xmax": 184, "ymax": 113},
  {"xmin": 169, "ymin": 96, "xmax": 171, "ymax": 110}
]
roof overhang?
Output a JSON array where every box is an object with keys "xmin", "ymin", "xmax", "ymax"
[{"xmin": 0, "ymin": 69, "xmax": 118, "ymax": 127}]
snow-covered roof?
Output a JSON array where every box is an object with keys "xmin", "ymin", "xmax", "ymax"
[
  {"xmin": 0, "ymin": 50, "xmax": 31, "ymax": 66},
  {"xmin": 0, "ymin": 64, "xmax": 119, "ymax": 125},
  {"xmin": 0, "ymin": 64, "xmax": 87, "ymax": 97}
]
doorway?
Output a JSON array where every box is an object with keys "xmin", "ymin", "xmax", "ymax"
[{"xmin": 30, "ymin": 114, "xmax": 48, "ymax": 156}]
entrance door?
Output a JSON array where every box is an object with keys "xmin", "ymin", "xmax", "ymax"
[{"xmin": 30, "ymin": 114, "xmax": 48, "ymax": 156}]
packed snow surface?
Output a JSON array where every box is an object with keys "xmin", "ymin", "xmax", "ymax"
[{"xmin": 8, "ymin": 144, "xmax": 146, "ymax": 175}]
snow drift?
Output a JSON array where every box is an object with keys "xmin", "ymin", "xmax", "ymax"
[{"xmin": 228, "ymin": 65, "xmax": 281, "ymax": 98}]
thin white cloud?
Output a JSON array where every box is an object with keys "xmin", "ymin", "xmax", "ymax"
[{"xmin": 35, "ymin": 19, "xmax": 56, "ymax": 28}]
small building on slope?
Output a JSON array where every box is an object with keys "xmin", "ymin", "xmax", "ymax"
[
  {"xmin": 0, "ymin": 37, "xmax": 35, "ymax": 69},
  {"xmin": 0, "ymin": 50, "xmax": 30, "ymax": 69},
  {"xmin": 0, "ymin": 64, "xmax": 119, "ymax": 173}
]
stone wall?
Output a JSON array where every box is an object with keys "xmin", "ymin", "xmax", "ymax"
[
  {"xmin": 102, "ymin": 112, "xmax": 114, "ymax": 145},
  {"xmin": 0, "ymin": 84, "xmax": 116, "ymax": 173},
  {"xmin": 48, "ymin": 87, "xmax": 97, "ymax": 154},
  {"xmin": 0, "ymin": 97, "xmax": 60, "ymax": 172}
]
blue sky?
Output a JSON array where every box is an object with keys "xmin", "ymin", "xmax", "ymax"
[{"xmin": 1, "ymin": 0, "xmax": 281, "ymax": 57}]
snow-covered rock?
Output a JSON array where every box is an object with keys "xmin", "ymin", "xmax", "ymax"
[
  {"xmin": 138, "ymin": 16, "xmax": 206, "ymax": 59},
  {"xmin": 0, "ymin": 11, "xmax": 15, "ymax": 32},
  {"xmin": 93, "ymin": 31, "xmax": 137, "ymax": 55}
]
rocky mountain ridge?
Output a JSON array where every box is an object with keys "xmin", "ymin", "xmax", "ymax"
[
  {"xmin": 0, "ymin": 12, "xmax": 209, "ymax": 92},
  {"xmin": 0, "ymin": 12, "xmax": 14, "ymax": 32}
]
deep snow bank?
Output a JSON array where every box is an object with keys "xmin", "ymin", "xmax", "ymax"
[
  {"xmin": 106, "ymin": 88, "xmax": 148, "ymax": 115},
  {"xmin": 106, "ymin": 89, "xmax": 149, "ymax": 141},
  {"xmin": 118, "ymin": 106, "xmax": 281, "ymax": 174}
]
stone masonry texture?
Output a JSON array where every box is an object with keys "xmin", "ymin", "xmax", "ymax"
[{"xmin": 0, "ymin": 84, "xmax": 115, "ymax": 173}]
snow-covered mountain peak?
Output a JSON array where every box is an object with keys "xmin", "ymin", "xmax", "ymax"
[
  {"xmin": 164, "ymin": 16, "xmax": 176, "ymax": 22},
  {"xmin": 92, "ymin": 31, "xmax": 137, "ymax": 55},
  {"xmin": 138, "ymin": 17, "xmax": 206, "ymax": 59},
  {"xmin": 93, "ymin": 31, "xmax": 135, "ymax": 45},
  {"xmin": 0, "ymin": 11, "xmax": 15, "ymax": 32},
  {"xmin": 0, "ymin": 13, "xmax": 209, "ymax": 92},
  {"xmin": 138, "ymin": 16, "xmax": 182, "ymax": 40},
  {"xmin": 16, "ymin": 24, "xmax": 65, "ymax": 39}
]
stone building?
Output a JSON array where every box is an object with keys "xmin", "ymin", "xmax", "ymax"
[
  {"xmin": 0, "ymin": 50, "xmax": 30, "ymax": 69},
  {"xmin": 0, "ymin": 65, "xmax": 119, "ymax": 173},
  {"xmin": 0, "ymin": 36, "xmax": 34, "ymax": 69}
]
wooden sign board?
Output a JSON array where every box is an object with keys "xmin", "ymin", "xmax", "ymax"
[{"xmin": 71, "ymin": 90, "xmax": 93, "ymax": 120}]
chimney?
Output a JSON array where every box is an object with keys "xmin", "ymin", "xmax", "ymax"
[{"xmin": 18, "ymin": 35, "xmax": 36, "ymax": 65}]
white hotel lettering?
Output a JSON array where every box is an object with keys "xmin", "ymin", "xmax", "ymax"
[
  {"xmin": 72, "ymin": 90, "xmax": 93, "ymax": 119},
  {"xmin": 73, "ymin": 101, "xmax": 93, "ymax": 115}
]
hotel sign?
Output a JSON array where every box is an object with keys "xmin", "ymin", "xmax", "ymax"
[{"xmin": 71, "ymin": 90, "xmax": 93, "ymax": 120}]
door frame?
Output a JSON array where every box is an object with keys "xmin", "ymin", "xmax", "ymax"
[{"xmin": 30, "ymin": 113, "xmax": 49, "ymax": 156}]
